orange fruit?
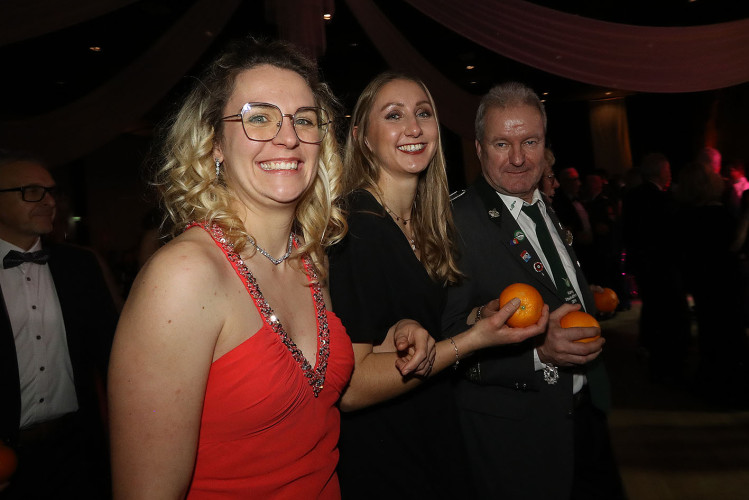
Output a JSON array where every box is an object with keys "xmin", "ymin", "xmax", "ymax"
[
  {"xmin": 560, "ymin": 310, "xmax": 601, "ymax": 343},
  {"xmin": 0, "ymin": 443, "xmax": 18, "ymax": 483},
  {"xmin": 594, "ymin": 288, "xmax": 619, "ymax": 313},
  {"xmin": 499, "ymin": 283, "xmax": 544, "ymax": 328}
]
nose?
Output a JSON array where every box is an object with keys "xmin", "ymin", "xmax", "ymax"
[
  {"xmin": 508, "ymin": 146, "xmax": 524, "ymax": 167},
  {"xmin": 42, "ymin": 190, "xmax": 56, "ymax": 207},
  {"xmin": 405, "ymin": 116, "xmax": 423, "ymax": 137},
  {"xmin": 272, "ymin": 114, "xmax": 300, "ymax": 147}
]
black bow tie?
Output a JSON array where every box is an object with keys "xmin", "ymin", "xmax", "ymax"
[{"xmin": 3, "ymin": 249, "xmax": 50, "ymax": 269}]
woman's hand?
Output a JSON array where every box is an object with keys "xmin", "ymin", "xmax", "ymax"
[
  {"xmin": 468, "ymin": 298, "xmax": 549, "ymax": 349},
  {"xmin": 373, "ymin": 319, "xmax": 436, "ymax": 377}
]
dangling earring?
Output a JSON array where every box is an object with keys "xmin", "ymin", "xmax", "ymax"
[{"xmin": 215, "ymin": 158, "xmax": 221, "ymax": 178}]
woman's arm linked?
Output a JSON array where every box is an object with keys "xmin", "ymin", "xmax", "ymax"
[{"xmin": 339, "ymin": 298, "xmax": 548, "ymax": 412}]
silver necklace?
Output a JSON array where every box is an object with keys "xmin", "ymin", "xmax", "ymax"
[
  {"xmin": 383, "ymin": 205, "xmax": 416, "ymax": 251},
  {"xmin": 383, "ymin": 204, "xmax": 412, "ymax": 225},
  {"xmin": 249, "ymin": 233, "xmax": 294, "ymax": 265}
]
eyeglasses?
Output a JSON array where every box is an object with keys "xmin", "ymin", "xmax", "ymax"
[
  {"xmin": 222, "ymin": 102, "xmax": 330, "ymax": 144},
  {"xmin": 0, "ymin": 185, "xmax": 58, "ymax": 202}
]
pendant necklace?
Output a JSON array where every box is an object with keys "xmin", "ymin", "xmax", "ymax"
[
  {"xmin": 383, "ymin": 203, "xmax": 416, "ymax": 252},
  {"xmin": 249, "ymin": 233, "xmax": 294, "ymax": 265}
]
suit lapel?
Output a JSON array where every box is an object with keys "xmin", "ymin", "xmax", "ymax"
[{"xmin": 474, "ymin": 178, "xmax": 559, "ymax": 297}]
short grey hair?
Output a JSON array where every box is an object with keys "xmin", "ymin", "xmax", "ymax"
[{"xmin": 475, "ymin": 82, "xmax": 547, "ymax": 142}]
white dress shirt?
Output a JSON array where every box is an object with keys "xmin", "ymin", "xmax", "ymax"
[
  {"xmin": 0, "ymin": 237, "xmax": 78, "ymax": 428},
  {"xmin": 496, "ymin": 190, "xmax": 587, "ymax": 393}
]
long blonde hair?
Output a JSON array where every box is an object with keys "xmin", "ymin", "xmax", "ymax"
[
  {"xmin": 154, "ymin": 37, "xmax": 346, "ymax": 276},
  {"xmin": 342, "ymin": 72, "xmax": 461, "ymax": 285}
]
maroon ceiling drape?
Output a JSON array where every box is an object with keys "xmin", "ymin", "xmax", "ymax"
[{"xmin": 405, "ymin": 0, "xmax": 749, "ymax": 93}]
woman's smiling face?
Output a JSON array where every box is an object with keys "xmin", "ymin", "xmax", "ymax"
[
  {"xmin": 214, "ymin": 64, "xmax": 321, "ymax": 212},
  {"xmin": 363, "ymin": 78, "xmax": 438, "ymax": 181}
]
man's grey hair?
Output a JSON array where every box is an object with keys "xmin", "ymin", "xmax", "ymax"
[{"xmin": 475, "ymin": 82, "xmax": 547, "ymax": 142}]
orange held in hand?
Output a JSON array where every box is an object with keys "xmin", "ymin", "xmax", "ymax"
[
  {"xmin": 560, "ymin": 310, "xmax": 601, "ymax": 343},
  {"xmin": 593, "ymin": 288, "xmax": 619, "ymax": 313},
  {"xmin": 499, "ymin": 283, "xmax": 544, "ymax": 328},
  {"xmin": 0, "ymin": 442, "xmax": 18, "ymax": 483}
]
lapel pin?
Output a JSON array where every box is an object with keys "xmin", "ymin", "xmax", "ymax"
[
  {"xmin": 488, "ymin": 208, "xmax": 500, "ymax": 218},
  {"xmin": 534, "ymin": 262, "xmax": 544, "ymax": 272},
  {"xmin": 521, "ymin": 250, "xmax": 532, "ymax": 262}
]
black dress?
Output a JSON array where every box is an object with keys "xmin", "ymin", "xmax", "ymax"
[{"xmin": 329, "ymin": 190, "xmax": 473, "ymax": 500}]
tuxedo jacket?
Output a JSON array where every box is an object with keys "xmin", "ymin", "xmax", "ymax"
[
  {"xmin": 442, "ymin": 177, "xmax": 610, "ymax": 498},
  {"xmin": 0, "ymin": 242, "xmax": 119, "ymax": 446}
]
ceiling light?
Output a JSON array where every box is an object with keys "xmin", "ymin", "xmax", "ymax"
[
  {"xmin": 323, "ymin": 13, "xmax": 332, "ymax": 20},
  {"xmin": 542, "ymin": 92, "xmax": 549, "ymax": 96},
  {"xmin": 89, "ymin": 46, "xmax": 102, "ymax": 52},
  {"xmin": 466, "ymin": 65, "xmax": 475, "ymax": 70},
  {"xmin": 605, "ymin": 91, "xmax": 613, "ymax": 96}
]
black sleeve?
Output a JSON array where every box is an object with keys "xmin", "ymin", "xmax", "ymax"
[{"xmin": 329, "ymin": 211, "xmax": 396, "ymax": 346}]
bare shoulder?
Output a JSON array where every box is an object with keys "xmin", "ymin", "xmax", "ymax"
[
  {"xmin": 118, "ymin": 227, "xmax": 230, "ymax": 347},
  {"xmin": 135, "ymin": 228, "xmax": 228, "ymax": 292}
]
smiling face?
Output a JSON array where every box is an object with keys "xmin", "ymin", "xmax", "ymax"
[
  {"xmin": 362, "ymin": 79, "xmax": 438, "ymax": 182},
  {"xmin": 0, "ymin": 160, "xmax": 56, "ymax": 249},
  {"xmin": 476, "ymin": 104, "xmax": 546, "ymax": 203},
  {"xmin": 213, "ymin": 64, "xmax": 320, "ymax": 214}
]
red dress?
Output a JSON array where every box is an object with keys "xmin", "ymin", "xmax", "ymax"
[{"xmin": 186, "ymin": 224, "xmax": 354, "ymax": 499}]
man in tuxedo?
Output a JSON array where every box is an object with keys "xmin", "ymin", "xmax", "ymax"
[
  {"xmin": 443, "ymin": 83, "xmax": 624, "ymax": 499},
  {"xmin": 0, "ymin": 153, "xmax": 118, "ymax": 498}
]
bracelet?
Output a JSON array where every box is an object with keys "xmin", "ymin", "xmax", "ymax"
[
  {"xmin": 449, "ymin": 337, "xmax": 460, "ymax": 369},
  {"xmin": 475, "ymin": 305, "xmax": 485, "ymax": 323}
]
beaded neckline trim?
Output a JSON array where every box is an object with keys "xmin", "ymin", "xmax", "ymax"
[{"xmin": 191, "ymin": 222, "xmax": 330, "ymax": 397}]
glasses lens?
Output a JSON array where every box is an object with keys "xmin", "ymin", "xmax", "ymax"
[
  {"xmin": 241, "ymin": 104, "xmax": 282, "ymax": 141},
  {"xmin": 294, "ymin": 108, "xmax": 329, "ymax": 144},
  {"xmin": 23, "ymin": 186, "xmax": 46, "ymax": 202}
]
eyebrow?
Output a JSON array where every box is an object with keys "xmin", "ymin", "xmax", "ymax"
[{"xmin": 379, "ymin": 100, "xmax": 432, "ymax": 112}]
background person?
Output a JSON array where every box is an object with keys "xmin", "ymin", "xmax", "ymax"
[{"xmin": 0, "ymin": 152, "xmax": 118, "ymax": 499}]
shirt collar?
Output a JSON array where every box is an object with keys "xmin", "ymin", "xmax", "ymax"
[
  {"xmin": 495, "ymin": 189, "xmax": 544, "ymax": 220},
  {"xmin": 0, "ymin": 237, "xmax": 42, "ymax": 257}
]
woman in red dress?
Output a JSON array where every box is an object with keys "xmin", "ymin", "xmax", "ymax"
[{"xmin": 108, "ymin": 38, "xmax": 355, "ymax": 499}]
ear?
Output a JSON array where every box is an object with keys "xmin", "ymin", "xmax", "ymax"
[
  {"xmin": 352, "ymin": 125, "xmax": 359, "ymax": 139},
  {"xmin": 475, "ymin": 139, "xmax": 483, "ymax": 160},
  {"xmin": 212, "ymin": 142, "xmax": 223, "ymax": 164}
]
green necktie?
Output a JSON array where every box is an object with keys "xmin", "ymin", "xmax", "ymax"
[{"xmin": 522, "ymin": 202, "xmax": 579, "ymax": 305}]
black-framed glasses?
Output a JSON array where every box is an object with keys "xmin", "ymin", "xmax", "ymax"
[
  {"xmin": 0, "ymin": 185, "xmax": 58, "ymax": 202},
  {"xmin": 222, "ymin": 102, "xmax": 330, "ymax": 144}
]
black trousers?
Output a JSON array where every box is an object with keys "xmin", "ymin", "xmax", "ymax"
[{"xmin": 571, "ymin": 387, "xmax": 627, "ymax": 500}]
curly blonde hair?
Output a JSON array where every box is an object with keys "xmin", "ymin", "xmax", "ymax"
[
  {"xmin": 342, "ymin": 72, "xmax": 461, "ymax": 285},
  {"xmin": 154, "ymin": 37, "xmax": 346, "ymax": 277}
]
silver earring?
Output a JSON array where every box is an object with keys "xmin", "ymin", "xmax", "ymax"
[{"xmin": 215, "ymin": 159, "xmax": 221, "ymax": 177}]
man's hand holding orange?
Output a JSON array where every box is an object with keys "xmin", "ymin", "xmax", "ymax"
[{"xmin": 537, "ymin": 303, "xmax": 604, "ymax": 367}]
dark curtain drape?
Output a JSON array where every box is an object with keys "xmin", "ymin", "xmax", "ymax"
[
  {"xmin": 405, "ymin": 0, "xmax": 749, "ymax": 93},
  {"xmin": 0, "ymin": 0, "xmax": 140, "ymax": 46},
  {"xmin": 0, "ymin": 0, "xmax": 242, "ymax": 166},
  {"xmin": 345, "ymin": 0, "xmax": 480, "ymax": 139}
]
